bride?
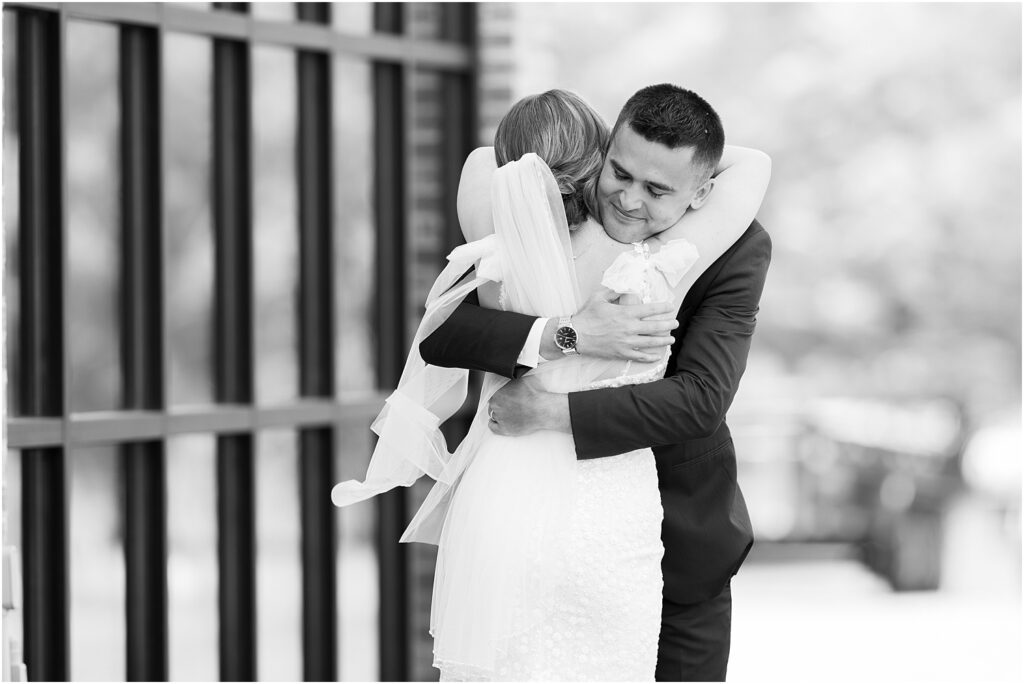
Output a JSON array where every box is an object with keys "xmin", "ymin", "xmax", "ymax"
[{"xmin": 332, "ymin": 88, "xmax": 770, "ymax": 681}]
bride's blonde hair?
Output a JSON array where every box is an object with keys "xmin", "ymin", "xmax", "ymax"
[{"xmin": 494, "ymin": 89, "xmax": 609, "ymax": 228}]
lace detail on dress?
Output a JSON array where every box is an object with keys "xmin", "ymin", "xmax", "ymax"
[
  {"xmin": 498, "ymin": 282, "xmax": 509, "ymax": 311},
  {"xmin": 440, "ymin": 446, "xmax": 664, "ymax": 682},
  {"xmin": 583, "ymin": 359, "xmax": 669, "ymax": 391}
]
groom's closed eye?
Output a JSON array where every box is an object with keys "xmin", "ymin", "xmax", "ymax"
[
  {"xmin": 611, "ymin": 161, "xmax": 673, "ymax": 198},
  {"xmin": 644, "ymin": 179, "xmax": 674, "ymax": 198}
]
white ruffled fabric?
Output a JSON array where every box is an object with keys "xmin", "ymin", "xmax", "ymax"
[
  {"xmin": 329, "ymin": 234, "xmax": 501, "ymax": 508},
  {"xmin": 600, "ymin": 238, "xmax": 699, "ymax": 304}
]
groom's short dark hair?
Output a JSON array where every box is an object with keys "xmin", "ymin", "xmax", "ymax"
[{"xmin": 612, "ymin": 84, "xmax": 725, "ymax": 184}]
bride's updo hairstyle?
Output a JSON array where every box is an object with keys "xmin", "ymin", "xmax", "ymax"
[{"xmin": 494, "ymin": 89, "xmax": 610, "ymax": 228}]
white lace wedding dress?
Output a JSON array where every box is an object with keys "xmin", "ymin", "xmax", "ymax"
[{"xmin": 332, "ymin": 154, "xmax": 701, "ymax": 681}]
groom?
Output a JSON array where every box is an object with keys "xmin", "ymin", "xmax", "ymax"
[{"xmin": 420, "ymin": 84, "xmax": 772, "ymax": 682}]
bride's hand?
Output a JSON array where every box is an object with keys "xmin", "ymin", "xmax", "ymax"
[
  {"xmin": 566, "ymin": 288, "xmax": 678, "ymax": 363},
  {"xmin": 487, "ymin": 378, "xmax": 570, "ymax": 436}
]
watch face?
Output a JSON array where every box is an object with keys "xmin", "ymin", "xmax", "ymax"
[{"xmin": 555, "ymin": 326, "xmax": 577, "ymax": 350}]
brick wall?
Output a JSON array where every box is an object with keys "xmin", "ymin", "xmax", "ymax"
[
  {"xmin": 476, "ymin": 3, "xmax": 518, "ymax": 146},
  {"xmin": 402, "ymin": 4, "xmax": 517, "ymax": 680}
]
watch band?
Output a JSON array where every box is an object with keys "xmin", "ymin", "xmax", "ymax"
[{"xmin": 555, "ymin": 316, "xmax": 580, "ymax": 355}]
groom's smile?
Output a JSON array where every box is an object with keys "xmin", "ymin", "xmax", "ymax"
[
  {"xmin": 609, "ymin": 201, "xmax": 644, "ymax": 224},
  {"xmin": 598, "ymin": 125, "xmax": 706, "ymax": 244}
]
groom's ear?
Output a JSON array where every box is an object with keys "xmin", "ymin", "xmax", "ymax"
[{"xmin": 689, "ymin": 178, "xmax": 715, "ymax": 210}]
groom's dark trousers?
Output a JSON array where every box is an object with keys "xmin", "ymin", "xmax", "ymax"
[{"xmin": 421, "ymin": 221, "xmax": 772, "ymax": 682}]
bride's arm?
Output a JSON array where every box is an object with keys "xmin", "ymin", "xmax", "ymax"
[
  {"xmin": 455, "ymin": 147, "xmax": 503, "ymax": 309},
  {"xmin": 457, "ymin": 146, "xmax": 498, "ymax": 242},
  {"xmin": 651, "ymin": 145, "xmax": 771, "ymax": 296}
]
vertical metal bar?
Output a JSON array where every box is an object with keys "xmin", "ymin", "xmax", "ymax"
[
  {"xmin": 296, "ymin": 2, "xmax": 329, "ymax": 24},
  {"xmin": 15, "ymin": 14, "xmax": 62, "ymax": 412},
  {"xmin": 375, "ymin": 490, "xmax": 409, "ymax": 683},
  {"xmin": 373, "ymin": 4, "xmax": 410, "ymax": 681},
  {"xmin": 296, "ymin": 8, "xmax": 334, "ymax": 402},
  {"xmin": 120, "ymin": 14, "xmax": 164, "ymax": 413},
  {"xmin": 20, "ymin": 449, "xmax": 67, "ymax": 683},
  {"xmin": 212, "ymin": 4, "xmax": 257, "ymax": 679},
  {"xmin": 119, "ymin": 24, "xmax": 168, "ymax": 681},
  {"xmin": 122, "ymin": 443, "xmax": 167, "ymax": 680},
  {"xmin": 297, "ymin": 429, "xmax": 335, "ymax": 679},
  {"xmin": 215, "ymin": 434, "xmax": 256, "ymax": 682},
  {"xmin": 439, "ymin": 4, "xmax": 478, "ymax": 254},
  {"xmin": 16, "ymin": 8, "xmax": 70, "ymax": 682},
  {"xmin": 211, "ymin": 14, "xmax": 254, "ymax": 408},
  {"xmin": 295, "ymin": 3, "xmax": 336, "ymax": 681},
  {"xmin": 373, "ymin": 6, "xmax": 407, "ymax": 388}
]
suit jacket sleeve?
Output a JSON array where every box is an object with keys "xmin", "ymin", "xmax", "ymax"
[
  {"xmin": 568, "ymin": 225, "xmax": 773, "ymax": 459},
  {"xmin": 419, "ymin": 288, "xmax": 539, "ymax": 379}
]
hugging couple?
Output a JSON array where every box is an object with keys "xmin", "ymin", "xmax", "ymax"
[{"xmin": 333, "ymin": 83, "xmax": 772, "ymax": 682}]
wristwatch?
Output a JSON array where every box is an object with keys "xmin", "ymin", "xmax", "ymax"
[{"xmin": 553, "ymin": 316, "xmax": 580, "ymax": 356}]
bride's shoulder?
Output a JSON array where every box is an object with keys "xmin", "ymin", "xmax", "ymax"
[{"xmin": 464, "ymin": 146, "xmax": 497, "ymax": 175}]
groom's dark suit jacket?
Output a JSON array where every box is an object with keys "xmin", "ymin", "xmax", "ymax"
[{"xmin": 420, "ymin": 220, "xmax": 772, "ymax": 606}]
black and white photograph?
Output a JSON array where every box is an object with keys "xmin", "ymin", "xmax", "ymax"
[{"xmin": 1, "ymin": 2, "xmax": 1020, "ymax": 682}]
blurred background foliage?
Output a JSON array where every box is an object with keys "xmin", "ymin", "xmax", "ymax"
[{"xmin": 510, "ymin": 2, "xmax": 1021, "ymax": 425}]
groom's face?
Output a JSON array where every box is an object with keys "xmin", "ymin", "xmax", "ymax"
[{"xmin": 598, "ymin": 125, "xmax": 706, "ymax": 244}]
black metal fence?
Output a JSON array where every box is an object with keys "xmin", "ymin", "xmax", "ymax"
[{"xmin": 3, "ymin": 2, "xmax": 477, "ymax": 680}]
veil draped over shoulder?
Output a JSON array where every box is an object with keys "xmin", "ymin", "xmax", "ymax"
[
  {"xmin": 330, "ymin": 152, "xmax": 579, "ymax": 526},
  {"xmin": 332, "ymin": 153, "xmax": 586, "ymax": 677}
]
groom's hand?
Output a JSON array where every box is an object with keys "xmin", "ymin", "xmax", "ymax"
[
  {"xmin": 487, "ymin": 378, "xmax": 570, "ymax": 436},
  {"xmin": 549, "ymin": 287, "xmax": 678, "ymax": 362}
]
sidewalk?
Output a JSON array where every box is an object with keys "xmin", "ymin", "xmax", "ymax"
[{"xmin": 729, "ymin": 497, "xmax": 1022, "ymax": 683}]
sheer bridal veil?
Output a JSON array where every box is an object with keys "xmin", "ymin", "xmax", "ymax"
[
  {"xmin": 332, "ymin": 153, "xmax": 583, "ymax": 678},
  {"xmin": 330, "ymin": 152, "xmax": 580, "ymax": 527}
]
